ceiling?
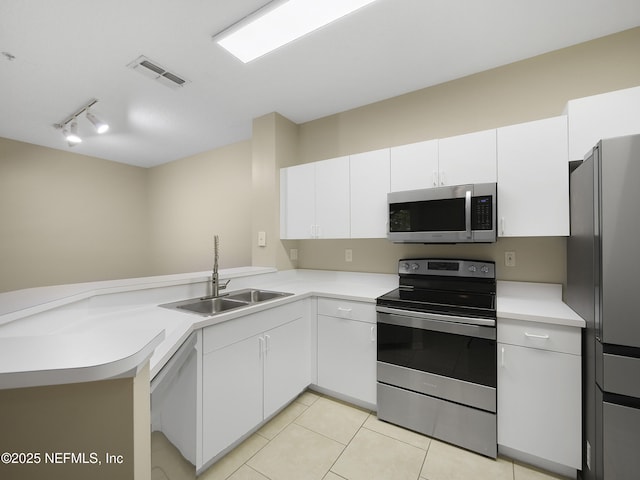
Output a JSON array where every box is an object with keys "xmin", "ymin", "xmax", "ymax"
[{"xmin": 1, "ymin": 0, "xmax": 639, "ymax": 168}]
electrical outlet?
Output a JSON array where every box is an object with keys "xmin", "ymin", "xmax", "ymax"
[
  {"xmin": 345, "ymin": 249, "xmax": 353, "ymax": 262},
  {"xmin": 505, "ymin": 251, "xmax": 516, "ymax": 267},
  {"xmin": 290, "ymin": 248, "xmax": 298, "ymax": 261}
]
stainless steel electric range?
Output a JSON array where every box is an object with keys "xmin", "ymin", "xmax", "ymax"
[{"xmin": 376, "ymin": 258, "xmax": 497, "ymax": 458}]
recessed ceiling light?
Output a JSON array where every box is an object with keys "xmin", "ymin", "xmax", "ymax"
[{"xmin": 214, "ymin": 0, "xmax": 378, "ymax": 63}]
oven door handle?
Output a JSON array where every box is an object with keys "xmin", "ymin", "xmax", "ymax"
[{"xmin": 376, "ymin": 307, "xmax": 496, "ymax": 340}]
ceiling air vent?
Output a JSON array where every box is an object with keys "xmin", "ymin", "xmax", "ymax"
[{"xmin": 127, "ymin": 55, "xmax": 190, "ymax": 89}]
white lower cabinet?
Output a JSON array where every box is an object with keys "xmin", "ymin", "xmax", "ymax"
[
  {"xmin": 316, "ymin": 298, "xmax": 377, "ymax": 405},
  {"xmin": 497, "ymin": 318, "xmax": 581, "ymax": 470},
  {"xmin": 201, "ymin": 302, "xmax": 310, "ymax": 464},
  {"xmin": 263, "ymin": 317, "xmax": 311, "ymax": 418},
  {"xmin": 202, "ymin": 333, "xmax": 263, "ymax": 463}
]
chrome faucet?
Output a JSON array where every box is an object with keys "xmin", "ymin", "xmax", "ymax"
[{"xmin": 209, "ymin": 235, "xmax": 229, "ymax": 298}]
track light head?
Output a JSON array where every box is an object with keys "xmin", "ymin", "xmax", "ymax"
[
  {"xmin": 86, "ymin": 110, "xmax": 109, "ymax": 134},
  {"xmin": 64, "ymin": 120, "xmax": 82, "ymax": 144}
]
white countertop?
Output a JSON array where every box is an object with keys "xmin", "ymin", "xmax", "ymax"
[
  {"xmin": 0, "ymin": 268, "xmax": 584, "ymax": 390},
  {"xmin": 497, "ymin": 281, "xmax": 585, "ymax": 328}
]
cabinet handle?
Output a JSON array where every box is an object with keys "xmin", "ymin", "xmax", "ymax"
[
  {"xmin": 258, "ymin": 336, "xmax": 265, "ymax": 359},
  {"xmin": 264, "ymin": 334, "xmax": 271, "ymax": 354},
  {"xmin": 440, "ymin": 171, "xmax": 446, "ymax": 186},
  {"xmin": 501, "ymin": 346, "xmax": 505, "ymax": 368},
  {"xmin": 310, "ymin": 225, "xmax": 315, "ymax": 238},
  {"xmin": 337, "ymin": 307, "xmax": 352, "ymax": 312},
  {"xmin": 432, "ymin": 170, "xmax": 438, "ymax": 187},
  {"xmin": 370, "ymin": 326, "xmax": 376, "ymax": 342},
  {"xmin": 524, "ymin": 332, "xmax": 550, "ymax": 340},
  {"xmin": 500, "ymin": 217, "xmax": 505, "ymax": 236}
]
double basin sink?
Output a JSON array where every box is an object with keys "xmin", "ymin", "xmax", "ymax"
[{"xmin": 160, "ymin": 288, "xmax": 293, "ymax": 317}]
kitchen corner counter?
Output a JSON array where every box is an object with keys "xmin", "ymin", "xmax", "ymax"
[
  {"xmin": 0, "ymin": 330, "xmax": 164, "ymax": 390},
  {"xmin": 497, "ymin": 280, "xmax": 585, "ymax": 328},
  {"xmin": 0, "ymin": 266, "xmax": 277, "ymax": 390}
]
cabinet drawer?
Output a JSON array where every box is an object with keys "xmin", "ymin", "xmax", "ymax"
[
  {"xmin": 203, "ymin": 301, "xmax": 304, "ymax": 354},
  {"xmin": 317, "ymin": 297, "xmax": 375, "ymax": 323},
  {"xmin": 498, "ymin": 318, "xmax": 580, "ymax": 355}
]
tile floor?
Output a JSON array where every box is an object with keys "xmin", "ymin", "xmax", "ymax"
[{"xmin": 198, "ymin": 391, "xmax": 568, "ymax": 480}]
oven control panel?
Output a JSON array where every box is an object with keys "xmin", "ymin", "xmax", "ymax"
[{"xmin": 398, "ymin": 259, "xmax": 495, "ymax": 278}]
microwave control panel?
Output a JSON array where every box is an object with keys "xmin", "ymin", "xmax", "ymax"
[{"xmin": 471, "ymin": 196, "xmax": 493, "ymax": 230}]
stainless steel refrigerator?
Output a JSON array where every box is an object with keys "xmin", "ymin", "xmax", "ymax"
[{"xmin": 567, "ymin": 133, "xmax": 640, "ymax": 480}]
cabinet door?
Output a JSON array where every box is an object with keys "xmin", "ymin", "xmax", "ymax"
[
  {"xmin": 350, "ymin": 149, "xmax": 390, "ymax": 238},
  {"xmin": 438, "ymin": 129, "xmax": 497, "ymax": 186},
  {"xmin": 567, "ymin": 85, "xmax": 640, "ymax": 161},
  {"xmin": 317, "ymin": 315, "xmax": 377, "ymax": 405},
  {"xmin": 280, "ymin": 163, "xmax": 315, "ymax": 239},
  {"xmin": 390, "ymin": 140, "xmax": 439, "ymax": 191},
  {"xmin": 497, "ymin": 116, "xmax": 569, "ymax": 236},
  {"xmin": 315, "ymin": 156, "xmax": 350, "ymax": 239},
  {"xmin": 263, "ymin": 317, "xmax": 311, "ymax": 418},
  {"xmin": 202, "ymin": 335, "xmax": 263, "ymax": 462},
  {"xmin": 497, "ymin": 343, "xmax": 581, "ymax": 469}
]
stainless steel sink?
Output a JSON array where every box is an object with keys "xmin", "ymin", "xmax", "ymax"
[
  {"xmin": 159, "ymin": 288, "xmax": 293, "ymax": 317},
  {"xmin": 225, "ymin": 288, "xmax": 292, "ymax": 303}
]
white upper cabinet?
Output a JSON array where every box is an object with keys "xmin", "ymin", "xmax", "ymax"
[
  {"xmin": 567, "ymin": 85, "xmax": 640, "ymax": 161},
  {"xmin": 280, "ymin": 156, "xmax": 350, "ymax": 239},
  {"xmin": 350, "ymin": 149, "xmax": 390, "ymax": 238},
  {"xmin": 390, "ymin": 139, "xmax": 438, "ymax": 191},
  {"xmin": 497, "ymin": 115, "xmax": 569, "ymax": 237},
  {"xmin": 315, "ymin": 157, "xmax": 350, "ymax": 239},
  {"xmin": 438, "ymin": 129, "xmax": 497, "ymax": 186},
  {"xmin": 280, "ymin": 162, "xmax": 315, "ymax": 239}
]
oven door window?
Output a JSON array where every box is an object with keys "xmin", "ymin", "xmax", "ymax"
[{"xmin": 377, "ymin": 322, "xmax": 496, "ymax": 388}]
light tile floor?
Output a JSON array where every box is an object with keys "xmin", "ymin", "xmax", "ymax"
[{"xmin": 198, "ymin": 391, "xmax": 568, "ymax": 480}]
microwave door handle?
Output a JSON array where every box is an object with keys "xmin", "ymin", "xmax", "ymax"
[{"xmin": 465, "ymin": 189, "xmax": 472, "ymax": 239}]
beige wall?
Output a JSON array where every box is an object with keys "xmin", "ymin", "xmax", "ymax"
[
  {"xmin": 0, "ymin": 138, "xmax": 150, "ymax": 292},
  {"xmin": 289, "ymin": 27, "xmax": 640, "ymax": 283},
  {"xmin": 147, "ymin": 140, "xmax": 252, "ymax": 276},
  {"xmin": 0, "ymin": 136, "xmax": 252, "ymax": 292}
]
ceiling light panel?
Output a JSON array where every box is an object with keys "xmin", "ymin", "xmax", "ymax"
[{"xmin": 216, "ymin": 0, "xmax": 377, "ymax": 63}]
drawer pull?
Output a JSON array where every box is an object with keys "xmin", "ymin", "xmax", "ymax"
[
  {"xmin": 337, "ymin": 307, "xmax": 353, "ymax": 315},
  {"xmin": 524, "ymin": 332, "xmax": 550, "ymax": 340}
]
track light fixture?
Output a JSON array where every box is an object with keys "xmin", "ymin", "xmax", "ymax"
[
  {"xmin": 54, "ymin": 98, "xmax": 110, "ymax": 146},
  {"xmin": 86, "ymin": 110, "xmax": 109, "ymax": 134},
  {"xmin": 64, "ymin": 120, "xmax": 82, "ymax": 144}
]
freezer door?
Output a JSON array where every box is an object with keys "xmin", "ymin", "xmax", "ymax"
[
  {"xmin": 603, "ymin": 401, "xmax": 640, "ymax": 479},
  {"xmin": 600, "ymin": 134, "xmax": 640, "ymax": 348}
]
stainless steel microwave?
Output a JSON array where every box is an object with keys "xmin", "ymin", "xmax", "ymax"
[{"xmin": 387, "ymin": 182, "xmax": 497, "ymax": 243}]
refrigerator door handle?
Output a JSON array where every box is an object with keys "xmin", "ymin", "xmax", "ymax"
[{"xmin": 593, "ymin": 144, "xmax": 602, "ymax": 342}]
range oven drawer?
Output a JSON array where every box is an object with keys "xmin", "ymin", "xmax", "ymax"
[
  {"xmin": 377, "ymin": 382, "xmax": 497, "ymax": 458},
  {"xmin": 377, "ymin": 361, "xmax": 495, "ymax": 412}
]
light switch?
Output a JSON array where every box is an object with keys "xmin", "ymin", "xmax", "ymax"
[
  {"xmin": 258, "ymin": 231, "xmax": 267, "ymax": 247},
  {"xmin": 345, "ymin": 249, "xmax": 353, "ymax": 262}
]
